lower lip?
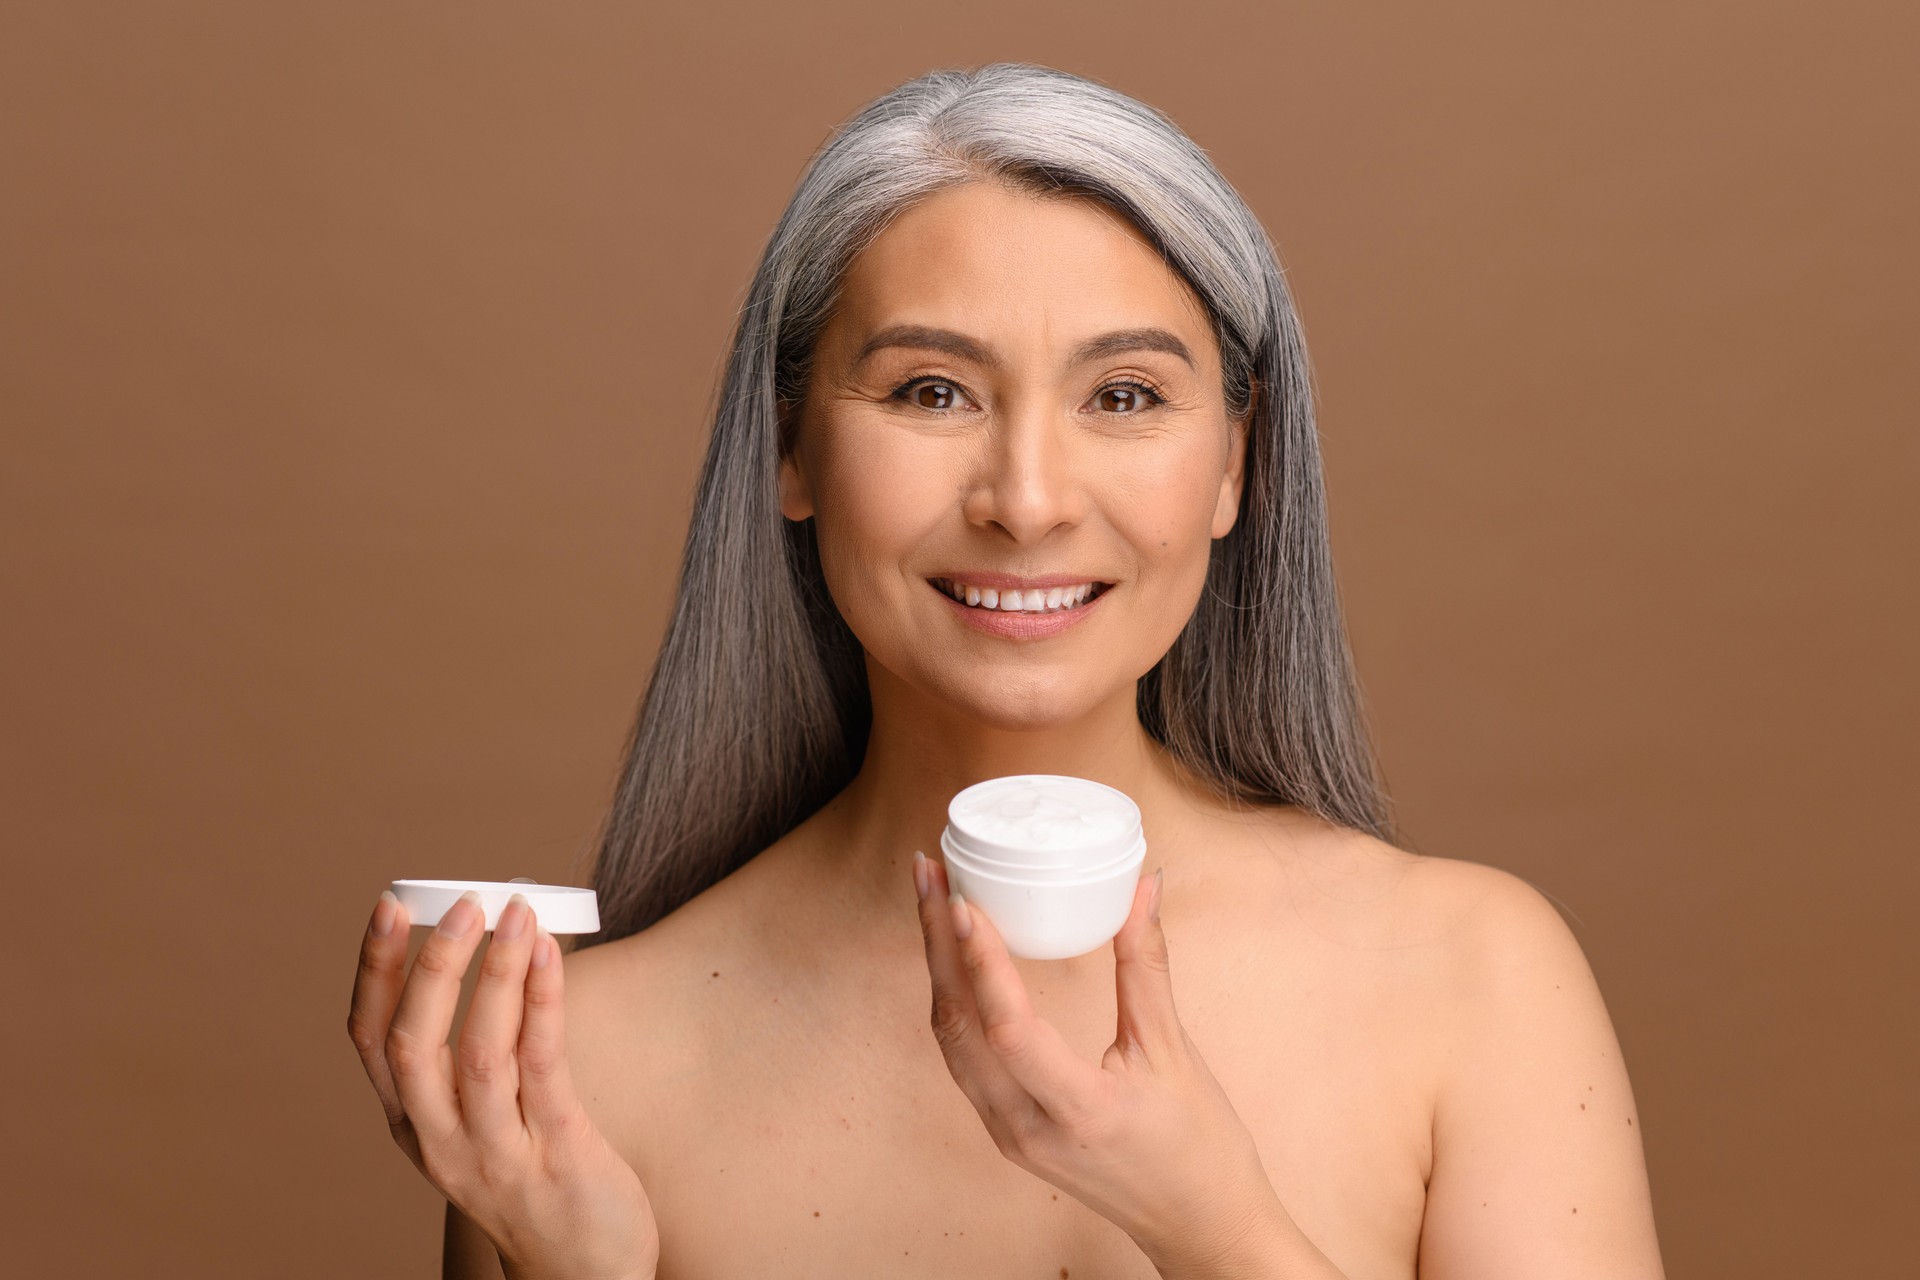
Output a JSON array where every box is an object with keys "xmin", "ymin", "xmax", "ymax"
[{"xmin": 930, "ymin": 581, "xmax": 1109, "ymax": 639}]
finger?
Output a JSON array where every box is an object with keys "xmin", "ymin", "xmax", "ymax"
[
  {"xmin": 944, "ymin": 873, "xmax": 1096, "ymax": 1121},
  {"xmin": 348, "ymin": 890, "xmax": 419, "ymax": 1151},
  {"xmin": 386, "ymin": 889, "xmax": 485, "ymax": 1152},
  {"xmin": 1112, "ymin": 866, "xmax": 1183, "ymax": 1062},
  {"xmin": 914, "ymin": 853, "xmax": 1034, "ymax": 1126},
  {"xmin": 516, "ymin": 926, "xmax": 583, "ymax": 1140},
  {"xmin": 455, "ymin": 893, "xmax": 537, "ymax": 1144}
]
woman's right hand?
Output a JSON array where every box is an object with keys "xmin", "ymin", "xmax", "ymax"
[{"xmin": 347, "ymin": 889, "xmax": 660, "ymax": 1280}]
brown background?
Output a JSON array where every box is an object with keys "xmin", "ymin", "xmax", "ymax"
[{"xmin": 4, "ymin": 2, "xmax": 1913, "ymax": 1275}]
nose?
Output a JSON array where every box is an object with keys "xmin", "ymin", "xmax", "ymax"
[{"xmin": 960, "ymin": 397, "xmax": 1087, "ymax": 543}]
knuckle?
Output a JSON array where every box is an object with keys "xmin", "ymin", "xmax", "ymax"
[
  {"xmin": 516, "ymin": 1035, "xmax": 561, "ymax": 1079},
  {"xmin": 345, "ymin": 1011, "xmax": 384, "ymax": 1058},
  {"xmin": 355, "ymin": 949, "xmax": 392, "ymax": 987},
  {"xmin": 981, "ymin": 1016, "xmax": 1027, "ymax": 1060},
  {"xmin": 958, "ymin": 942, "xmax": 992, "ymax": 985},
  {"xmin": 411, "ymin": 942, "xmax": 463, "ymax": 978},
  {"xmin": 929, "ymin": 993, "xmax": 972, "ymax": 1051},
  {"xmin": 384, "ymin": 1027, "xmax": 434, "ymax": 1079},
  {"xmin": 479, "ymin": 945, "xmax": 519, "ymax": 983},
  {"xmin": 983, "ymin": 1105, "xmax": 1013, "ymax": 1151},
  {"xmin": 386, "ymin": 1115, "xmax": 419, "ymax": 1152},
  {"xmin": 522, "ymin": 977, "xmax": 563, "ymax": 1013},
  {"xmin": 455, "ymin": 1035, "xmax": 506, "ymax": 1086},
  {"xmin": 1008, "ymin": 1100, "xmax": 1068, "ymax": 1168},
  {"xmin": 1120, "ymin": 930, "xmax": 1173, "ymax": 973},
  {"xmin": 986, "ymin": 1109, "xmax": 1033, "ymax": 1161}
]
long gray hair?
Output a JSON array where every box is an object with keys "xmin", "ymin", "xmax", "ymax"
[{"xmin": 567, "ymin": 62, "xmax": 1396, "ymax": 948}]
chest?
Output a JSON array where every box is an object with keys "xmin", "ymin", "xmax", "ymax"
[{"xmin": 608, "ymin": 902, "xmax": 1438, "ymax": 1280}]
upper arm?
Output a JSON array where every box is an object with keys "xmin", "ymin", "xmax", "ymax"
[
  {"xmin": 1416, "ymin": 864, "xmax": 1666, "ymax": 1280},
  {"xmin": 442, "ymin": 1200, "xmax": 506, "ymax": 1280}
]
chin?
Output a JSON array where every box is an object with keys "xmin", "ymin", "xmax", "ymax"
[{"xmin": 928, "ymin": 670, "xmax": 1108, "ymax": 732}]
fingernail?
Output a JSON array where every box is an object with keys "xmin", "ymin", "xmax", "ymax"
[
  {"xmin": 1148, "ymin": 867, "xmax": 1164, "ymax": 924},
  {"xmin": 496, "ymin": 892, "xmax": 528, "ymax": 941},
  {"xmin": 531, "ymin": 929, "xmax": 553, "ymax": 968},
  {"xmin": 438, "ymin": 889, "xmax": 480, "ymax": 938},
  {"xmin": 371, "ymin": 890, "xmax": 398, "ymax": 938},
  {"xmin": 949, "ymin": 889, "xmax": 973, "ymax": 940},
  {"xmin": 912, "ymin": 850, "xmax": 929, "ymax": 900}
]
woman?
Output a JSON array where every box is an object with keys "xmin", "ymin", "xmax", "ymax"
[{"xmin": 349, "ymin": 62, "xmax": 1665, "ymax": 1279}]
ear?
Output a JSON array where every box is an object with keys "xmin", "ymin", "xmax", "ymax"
[
  {"xmin": 777, "ymin": 444, "xmax": 815, "ymax": 522},
  {"xmin": 1210, "ymin": 383, "xmax": 1253, "ymax": 539}
]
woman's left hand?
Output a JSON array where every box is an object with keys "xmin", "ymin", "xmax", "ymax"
[{"xmin": 912, "ymin": 850, "xmax": 1293, "ymax": 1274}]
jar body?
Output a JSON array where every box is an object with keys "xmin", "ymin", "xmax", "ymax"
[{"xmin": 940, "ymin": 774, "xmax": 1146, "ymax": 959}]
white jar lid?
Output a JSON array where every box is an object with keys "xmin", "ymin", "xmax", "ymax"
[
  {"xmin": 388, "ymin": 879, "xmax": 601, "ymax": 935},
  {"xmin": 944, "ymin": 774, "xmax": 1143, "ymax": 867}
]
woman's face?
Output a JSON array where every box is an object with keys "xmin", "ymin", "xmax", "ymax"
[{"xmin": 779, "ymin": 180, "xmax": 1250, "ymax": 730}]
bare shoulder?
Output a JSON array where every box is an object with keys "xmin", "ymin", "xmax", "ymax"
[
  {"xmin": 1392, "ymin": 848, "xmax": 1582, "ymax": 950},
  {"xmin": 1239, "ymin": 812, "xmax": 1536, "ymax": 956},
  {"xmin": 1312, "ymin": 838, "xmax": 1617, "ymax": 1033},
  {"xmin": 1369, "ymin": 849, "xmax": 1665, "ymax": 1277},
  {"xmin": 1379, "ymin": 850, "xmax": 1616, "ymax": 1012},
  {"xmin": 551, "ymin": 855, "xmax": 788, "ymax": 1161}
]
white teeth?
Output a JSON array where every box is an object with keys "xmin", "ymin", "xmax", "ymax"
[{"xmin": 936, "ymin": 579, "xmax": 1102, "ymax": 613}]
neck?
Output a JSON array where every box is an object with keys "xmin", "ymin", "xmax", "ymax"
[{"xmin": 807, "ymin": 657, "xmax": 1231, "ymax": 921}]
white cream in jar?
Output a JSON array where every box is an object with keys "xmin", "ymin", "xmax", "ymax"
[{"xmin": 940, "ymin": 774, "xmax": 1147, "ymax": 959}]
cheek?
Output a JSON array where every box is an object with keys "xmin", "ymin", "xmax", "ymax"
[
  {"xmin": 807, "ymin": 435, "xmax": 949, "ymax": 613},
  {"xmin": 1107, "ymin": 448, "xmax": 1226, "ymax": 572}
]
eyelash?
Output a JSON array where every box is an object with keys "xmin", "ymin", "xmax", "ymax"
[{"xmin": 887, "ymin": 375, "xmax": 1168, "ymax": 415}]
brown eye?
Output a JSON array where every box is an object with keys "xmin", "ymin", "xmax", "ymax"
[
  {"xmin": 913, "ymin": 381, "xmax": 959, "ymax": 410},
  {"xmin": 891, "ymin": 377, "xmax": 969, "ymax": 412},
  {"xmin": 1094, "ymin": 379, "xmax": 1166, "ymax": 414}
]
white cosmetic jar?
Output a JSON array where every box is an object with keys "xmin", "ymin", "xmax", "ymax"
[
  {"xmin": 939, "ymin": 774, "xmax": 1148, "ymax": 960},
  {"xmin": 941, "ymin": 837, "xmax": 1142, "ymax": 883}
]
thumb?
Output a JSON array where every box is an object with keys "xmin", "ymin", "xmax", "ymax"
[{"xmin": 1111, "ymin": 867, "xmax": 1182, "ymax": 1062}]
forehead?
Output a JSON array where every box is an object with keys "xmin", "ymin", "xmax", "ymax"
[{"xmin": 827, "ymin": 182, "xmax": 1217, "ymax": 368}]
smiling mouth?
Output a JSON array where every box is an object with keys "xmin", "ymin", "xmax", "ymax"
[{"xmin": 927, "ymin": 578, "xmax": 1112, "ymax": 613}]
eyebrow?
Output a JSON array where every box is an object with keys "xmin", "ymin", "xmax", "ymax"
[{"xmin": 853, "ymin": 323, "xmax": 1197, "ymax": 372}]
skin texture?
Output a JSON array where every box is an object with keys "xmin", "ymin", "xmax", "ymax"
[{"xmin": 424, "ymin": 180, "xmax": 1666, "ymax": 1278}]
